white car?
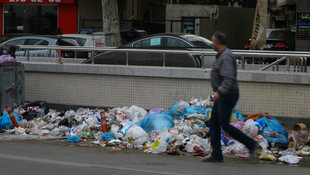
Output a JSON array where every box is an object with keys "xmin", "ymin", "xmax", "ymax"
[
  {"xmin": 0, "ymin": 35, "xmax": 80, "ymax": 58},
  {"xmin": 60, "ymin": 34, "xmax": 96, "ymax": 47}
]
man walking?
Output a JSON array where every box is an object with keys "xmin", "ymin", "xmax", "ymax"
[{"xmin": 202, "ymin": 31, "xmax": 258, "ymax": 162}]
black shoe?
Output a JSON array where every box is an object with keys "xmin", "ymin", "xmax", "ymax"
[
  {"xmin": 201, "ymin": 156, "xmax": 223, "ymax": 163},
  {"xmin": 248, "ymin": 141, "xmax": 259, "ymax": 160}
]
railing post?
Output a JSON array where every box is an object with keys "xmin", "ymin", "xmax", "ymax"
[
  {"xmin": 57, "ymin": 50, "xmax": 63, "ymax": 64},
  {"xmin": 74, "ymin": 50, "xmax": 77, "ymax": 59},
  {"xmin": 242, "ymin": 56, "xmax": 245, "ymax": 70},
  {"xmin": 126, "ymin": 51, "xmax": 129, "ymax": 66},
  {"xmin": 286, "ymin": 56, "xmax": 289, "ymax": 73},
  {"xmin": 163, "ymin": 52, "xmax": 166, "ymax": 67},
  {"xmin": 49, "ymin": 49, "xmax": 52, "ymax": 57},
  {"xmin": 304, "ymin": 57, "xmax": 308, "ymax": 72},
  {"xmin": 201, "ymin": 54, "xmax": 204, "ymax": 69},
  {"xmin": 27, "ymin": 49, "xmax": 30, "ymax": 62},
  {"xmin": 300, "ymin": 57, "xmax": 304, "ymax": 72}
]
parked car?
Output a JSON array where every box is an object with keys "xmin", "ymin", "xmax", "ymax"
[
  {"xmin": 0, "ymin": 35, "xmax": 81, "ymax": 58},
  {"xmin": 82, "ymin": 33, "xmax": 214, "ymax": 68},
  {"xmin": 0, "ymin": 33, "xmax": 33, "ymax": 44},
  {"xmin": 245, "ymin": 28, "xmax": 295, "ymax": 51},
  {"xmin": 76, "ymin": 28, "xmax": 148, "ymax": 44},
  {"xmin": 61, "ymin": 34, "xmax": 97, "ymax": 58}
]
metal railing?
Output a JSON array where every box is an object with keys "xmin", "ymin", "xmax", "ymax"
[{"xmin": 17, "ymin": 45, "xmax": 310, "ymax": 73}]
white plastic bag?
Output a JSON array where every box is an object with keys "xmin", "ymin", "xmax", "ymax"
[
  {"xmin": 185, "ymin": 135, "xmax": 210, "ymax": 153},
  {"xmin": 278, "ymin": 155, "xmax": 302, "ymax": 164},
  {"xmin": 227, "ymin": 141, "xmax": 247, "ymax": 154},
  {"xmin": 125, "ymin": 125, "xmax": 149, "ymax": 145},
  {"xmin": 243, "ymin": 119, "xmax": 258, "ymax": 137},
  {"xmin": 125, "ymin": 105, "xmax": 148, "ymax": 122},
  {"xmin": 148, "ymin": 139, "xmax": 169, "ymax": 153},
  {"xmin": 177, "ymin": 100, "xmax": 190, "ymax": 113}
]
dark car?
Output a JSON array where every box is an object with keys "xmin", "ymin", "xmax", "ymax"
[
  {"xmin": 82, "ymin": 33, "xmax": 213, "ymax": 68},
  {"xmin": 245, "ymin": 29, "xmax": 295, "ymax": 51},
  {"xmin": 77, "ymin": 28, "xmax": 148, "ymax": 44}
]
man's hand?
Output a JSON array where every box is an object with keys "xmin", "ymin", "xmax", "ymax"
[{"xmin": 211, "ymin": 92, "xmax": 220, "ymax": 102}]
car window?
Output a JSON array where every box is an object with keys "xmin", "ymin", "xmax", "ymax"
[
  {"xmin": 133, "ymin": 37, "xmax": 162, "ymax": 48},
  {"xmin": 166, "ymin": 37, "xmax": 192, "ymax": 47},
  {"xmin": 181, "ymin": 35, "xmax": 212, "ymax": 48},
  {"xmin": 73, "ymin": 38, "xmax": 87, "ymax": 46},
  {"xmin": 27, "ymin": 39, "xmax": 49, "ymax": 45},
  {"xmin": 6, "ymin": 39, "xmax": 26, "ymax": 45},
  {"xmin": 57, "ymin": 38, "xmax": 79, "ymax": 46}
]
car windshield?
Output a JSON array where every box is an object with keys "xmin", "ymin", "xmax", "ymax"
[
  {"xmin": 181, "ymin": 35, "xmax": 212, "ymax": 48},
  {"xmin": 72, "ymin": 38, "xmax": 87, "ymax": 46},
  {"xmin": 267, "ymin": 30, "xmax": 288, "ymax": 40}
]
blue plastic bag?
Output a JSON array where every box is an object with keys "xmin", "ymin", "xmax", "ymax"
[
  {"xmin": 119, "ymin": 122, "xmax": 134, "ymax": 135},
  {"xmin": 67, "ymin": 136, "xmax": 81, "ymax": 143},
  {"xmin": 161, "ymin": 101, "xmax": 181, "ymax": 119},
  {"xmin": 258, "ymin": 116, "xmax": 289, "ymax": 144},
  {"xmin": 182, "ymin": 106, "xmax": 207, "ymax": 117},
  {"xmin": 232, "ymin": 109, "xmax": 244, "ymax": 121},
  {"xmin": 0, "ymin": 112, "xmax": 22, "ymax": 129},
  {"xmin": 100, "ymin": 132, "xmax": 116, "ymax": 141},
  {"xmin": 136, "ymin": 113, "xmax": 174, "ymax": 132}
]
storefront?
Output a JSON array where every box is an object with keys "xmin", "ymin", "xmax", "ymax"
[{"xmin": 0, "ymin": 0, "xmax": 77, "ymax": 35}]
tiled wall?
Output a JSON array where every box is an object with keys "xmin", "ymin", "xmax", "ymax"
[{"xmin": 25, "ymin": 72, "xmax": 310, "ymax": 118}]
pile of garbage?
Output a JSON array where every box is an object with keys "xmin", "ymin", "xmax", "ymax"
[{"xmin": 1, "ymin": 99, "xmax": 310, "ymax": 165}]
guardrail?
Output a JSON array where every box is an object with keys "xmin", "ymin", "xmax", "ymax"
[{"xmin": 17, "ymin": 45, "xmax": 310, "ymax": 73}]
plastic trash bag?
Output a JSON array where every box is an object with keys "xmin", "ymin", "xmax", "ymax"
[
  {"xmin": 0, "ymin": 112, "xmax": 23, "ymax": 129},
  {"xmin": 291, "ymin": 123, "xmax": 309, "ymax": 148},
  {"xmin": 278, "ymin": 155, "xmax": 302, "ymax": 164},
  {"xmin": 119, "ymin": 122, "xmax": 134, "ymax": 135},
  {"xmin": 182, "ymin": 107, "xmax": 207, "ymax": 117},
  {"xmin": 161, "ymin": 101, "xmax": 182, "ymax": 119},
  {"xmin": 148, "ymin": 108, "xmax": 163, "ymax": 114},
  {"xmin": 185, "ymin": 135, "xmax": 210, "ymax": 153},
  {"xmin": 227, "ymin": 141, "xmax": 247, "ymax": 154},
  {"xmin": 232, "ymin": 109, "xmax": 244, "ymax": 121},
  {"xmin": 280, "ymin": 148, "xmax": 297, "ymax": 156},
  {"xmin": 258, "ymin": 116, "xmax": 289, "ymax": 144},
  {"xmin": 242, "ymin": 119, "xmax": 259, "ymax": 138},
  {"xmin": 259, "ymin": 152, "xmax": 277, "ymax": 161},
  {"xmin": 125, "ymin": 105, "xmax": 148, "ymax": 122},
  {"xmin": 148, "ymin": 139, "xmax": 168, "ymax": 153},
  {"xmin": 0, "ymin": 54, "xmax": 16, "ymax": 63},
  {"xmin": 125, "ymin": 125, "xmax": 149, "ymax": 145},
  {"xmin": 136, "ymin": 113, "xmax": 174, "ymax": 132},
  {"xmin": 100, "ymin": 132, "xmax": 116, "ymax": 141}
]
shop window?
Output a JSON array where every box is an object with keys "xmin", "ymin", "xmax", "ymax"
[{"xmin": 3, "ymin": 5, "xmax": 58, "ymax": 35}]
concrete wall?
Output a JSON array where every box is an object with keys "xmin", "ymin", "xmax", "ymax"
[
  {"xmin": 165, "ymin": 4, "xmax": 255, "ymax": 49},
  {"xmin": 199, "ymin": 6, "xmax": 255, "ymax": 49},
  {"xmin": 23, "ymin": 63, "xmax": 310, "ymax": 121},
  {"xmin": 165, "ymin": 4, "xmax": 219, "ymax": 33},
  {"xmin": 78, "ymin": 0, "xmax": 102, "ymax": 28},
  {"xmin": 296, "ymin": 0, "xmax": 310, "ymax": 51}
]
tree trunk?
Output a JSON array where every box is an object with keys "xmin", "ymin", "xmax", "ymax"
[{"xmin": 101, "ymin": 0, "xmax": 121, "ymax": 46}]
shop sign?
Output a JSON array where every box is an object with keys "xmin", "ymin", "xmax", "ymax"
[
  {"xmin": 0, "ymin": 0, "xmax": 74, "ymax": 3},
  {"xmin": 297, "ymin": 13, "xmax": 310, "ymax": 39}
]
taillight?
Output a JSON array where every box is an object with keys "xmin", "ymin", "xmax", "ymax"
[
  {"xmin": 275, "ymin": 42, "xmax": 287, "ymax": 48},
  {"xmin": 56, "ymin": 50, "xmax": 68, "ymax": 58},
  {"xmin": 245, "ymin": 41, "xmax": 251, "ymax": 49}
]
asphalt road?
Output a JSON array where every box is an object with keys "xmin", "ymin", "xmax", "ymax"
[{"xmin": 0, "ymin": 139, "xmax": 309, "ymax": 175}]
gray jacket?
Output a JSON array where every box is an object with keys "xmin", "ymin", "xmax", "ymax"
[{"xmin": 210, "ymin": 47, "xmax": 239, "ymax": 96}]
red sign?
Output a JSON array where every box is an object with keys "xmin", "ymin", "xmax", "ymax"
[{"xmin": 0, "ymin": 0, "xmax": 74, "ymax": 4}]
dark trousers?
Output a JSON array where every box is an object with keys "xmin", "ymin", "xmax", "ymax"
[{"xmin": 209, "ymin": 92, "xmax": 256, "ymax": 158}]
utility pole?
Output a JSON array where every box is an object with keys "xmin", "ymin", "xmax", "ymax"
[{"xmin": 101, "ymin": 0, "xmax": 121, "ymax": 46}]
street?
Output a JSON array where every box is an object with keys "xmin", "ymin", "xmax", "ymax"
[{"xmin": 0, "ymin": 139, "xmax": 309, "ymax": 175}]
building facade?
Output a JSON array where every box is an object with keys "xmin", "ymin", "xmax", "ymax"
[{"xmin": 0, "ymin": 0, "xmax": 77, "ymax": 35}]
